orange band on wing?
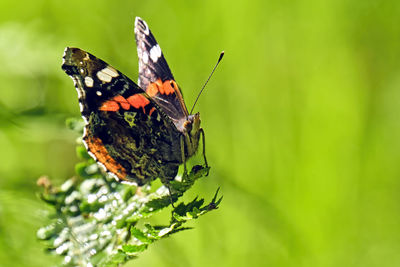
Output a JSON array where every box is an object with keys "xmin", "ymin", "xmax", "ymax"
[
  {"xmin": 100, "ymin": 94, "xmax": 150, "ymax": 114},
  {"xmin": 146, "ymin": 81, "xmax": 160, "ymax": 97},
  {"xmin": 127, "ymin": 94, "xmax": 150, "ymax": 109},
  {"xmin": 85, "ymin": 135, "xmax": 127, "ymax": 180},
  {"xmin": 99, "ymin": 100, "xmax": 120, "ymax": 111},
  {"xmin": 146, "ymin": 78, "xmax": 177, "ymax": 96},
  {"xmin": 113, "ymin": 95, "xmax": 130, "ymax": 110},
  {"xmin": 160, "ymin": 80, "xmax": 177, "ymax": 95},
  {"xmin": 148, "ymin": 107, "xmax": 156, "ymax": 117}
]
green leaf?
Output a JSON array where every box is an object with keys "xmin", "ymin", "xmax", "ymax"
[
  {"xmin": 130, "ymin": 227, "xmax": 152, "ymax": 243},
  {"xmin": 76, "ymin": 145, "xmax": 92, "ymax": 160},
  {"xmin": 122, "ymin": 244, "xmax": 148, "ymax": 253},
  {"xmin": 37, "ymin": 118, "xmax": 222, "ymax": 266},
  {"xmin": 66, "ymin": 117, "xmax": 85, "ymax": 133},
  {"xmin": 99, "ymin": 250, "xmax": 135, "ymax": 267}
]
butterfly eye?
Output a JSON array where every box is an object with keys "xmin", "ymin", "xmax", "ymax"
[{"xmin": 183, "ymin": 120, "xmax": 192, "ymax": 132}]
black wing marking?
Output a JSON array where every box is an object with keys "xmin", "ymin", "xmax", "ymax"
[{"xmin": 134, "ymin": 17, "xmax": 189, "ymax": 129}]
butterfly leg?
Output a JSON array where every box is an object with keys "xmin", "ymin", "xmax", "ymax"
[
  {"xmin": 199, "ymin": 128, "xmax": 209, "ymax": 175},
  {"xmin": 166, "ymin": 184, "xmax": 176, "ymax": 208},
  {"xmin": 180, "ymin": 135, "xmax": 188, "ymax": 176}
]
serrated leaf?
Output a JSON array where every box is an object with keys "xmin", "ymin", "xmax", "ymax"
[
  {"xmin": 99, "ymin": 250, "xmax": 135, "ymax": 267},
  {"xmin": 130, "ymin": 227, "xmax": 152, "ymax": 243},
  {"xmin": 122, "ymin": 244, "xmax": 148, "ymax": 253},
  {"xmin": 37, "ymin": 118, "xmax": 222, "ymax": 266}
]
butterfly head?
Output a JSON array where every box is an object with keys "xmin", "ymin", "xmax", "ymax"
[
  {"xmin": 190, "ymin": 111, "xmax": 200, "ymax": 127},
  {"xmin": 184, "ymin": 112, "xmax": 201, "ymax": 138}
]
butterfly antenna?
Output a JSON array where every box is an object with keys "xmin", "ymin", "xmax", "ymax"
[{"xmin": 189, "ymin": 51, "xmax": 224, "ymax": 115}]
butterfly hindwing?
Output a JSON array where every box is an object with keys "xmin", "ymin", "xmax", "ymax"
[{"xmin": 62, "ymin": 47, "xmax": 182, "ymax": 185}]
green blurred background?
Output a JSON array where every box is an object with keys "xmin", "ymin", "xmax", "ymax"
[{"xmin": 1, "ymin": 0, "xmax": 400, "ymax": 266}]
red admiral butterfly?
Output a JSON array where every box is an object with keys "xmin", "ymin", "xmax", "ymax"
[{"xmin": 62, "ymin": 17, "xmax": 208, "ymax": 185}]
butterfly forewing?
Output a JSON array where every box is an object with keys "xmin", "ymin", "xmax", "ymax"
[{"xmin": 134, "ymin": 17, "xmax": 189, "ymax": 129}]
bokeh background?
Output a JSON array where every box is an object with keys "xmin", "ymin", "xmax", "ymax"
[{"xmin": 1, "ymin": 0, "xmax": 400, "ymax": 266}]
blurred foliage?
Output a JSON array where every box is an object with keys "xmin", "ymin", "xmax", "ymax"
[
  {"xmin": 36, "ymin": 120, "xmax": 220, "ymax": 266},
  {"xmin": 1, "ymin": 0, "xmax": 400, "ymax": 266}
]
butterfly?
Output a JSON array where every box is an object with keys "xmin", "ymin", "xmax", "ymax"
[{"xmin": 61, "ymin": 17, "xmax": 207, "ymax": 185}]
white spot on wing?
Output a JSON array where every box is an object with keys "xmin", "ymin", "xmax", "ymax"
[
  {"xmin": 82, "ymin": 116, "xmax": 88, "ymax": 125},
  {"xmin": 135, "ymin": 17, "xmax": 149, "ymax": 35},
  {"xmin": 102, "ymin": 66, "xmax": 119, "ymax": 77},
  {"xmin": 96, "ymin": 91, "xmax": 102, "ymax": 96},
  {"xmin": 87, "ymin": 151, "xmax": 96, "ymax": 160},
  {"xmin": 82, "ymin": 138, "xmax": 89, "ymax": 149},
  {"xmin": 76, "ymin": 90, "xmax": 83, "ymax": 99},
  {"xmin": 79, "ymin": 102, "xmax": 84, "ymax": 112},
  {"xmin": 150, "ymin": 44, "xmax": 162, "ymax": 62},
  {"xmin": 62, "ymin": 48, "xmax": 67, "ymax": 64},
  {"xmin": 73, "ymin": 77, "xmax": 86, "ymax": 99},
  {"xmin": 76, "ymin": 87, "xmax": 82, "ymax": 98},
  {"xmin": 97, "ymin": 162, "xmax": 107, "ymax": 172},
  {"xmin": 84, "ymin": 76, "xmax": 94, "ymax": 87},
  {"xmin": 142, "ymin": 51, "xmax": 149, "ymax": 64},
  {"xmin": 97, "ymin": 66, "xmax": 119, "ymax": 83},
  {"xmin": 97, "ymin": 71, "xmax": 112, "ymax": 83}
]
